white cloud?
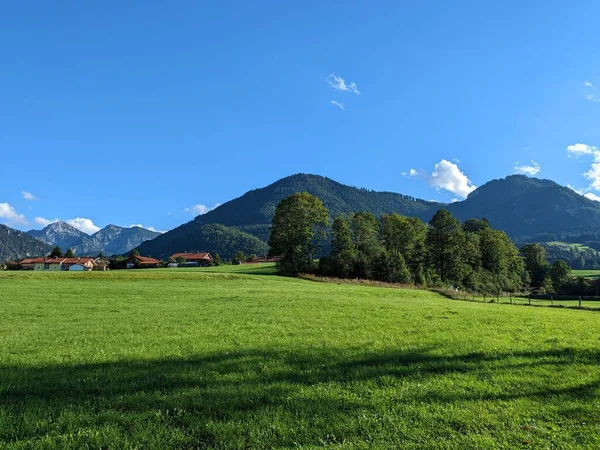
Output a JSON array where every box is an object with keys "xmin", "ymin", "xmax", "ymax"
[
  {"xmin": 34, "ymin": 217, "xmax": 60, "ymax": 227},
  {"xmin": 0, "ymin": 203, "xmax": 28, "ymax": 226},
  {"xmin": 66, "ymin": 217, "xmax": 100, "ymax": 235},
  {"xmin": 584, "ymin": 192, "xmax": 600, "ymax": 202},
  {"xmin": 127, "ymin": 224, "xmax": 165, "ymax": 234},
  {"xmin": 330, "ymin": 100, "xmax": 345, "ymax": 110},
  {"xmin": 22, "ymin": 191, "xmax": 38, "ymax": 201},
  {"xmin": 513, "ymin": 160, "xmax": 541, "ymax": 176},
  {"xmin": 585, "ymin": 81, "xmax": 593, "ymax": 87},
  {"xmin": 184, "ymin": 203, "xmax": 221, "ymax": 216},
  {"xmin": 587, "ymin": 94, "xmax": 600, "ymax": 103},
  {"xmin": 427, "ymin": 160, "xmax": 476, "ymax": 199},
  {"xmin": 409, "ymin": 168, "xmax": 418, "ymax": 177},
  {"xmin": 567, "ymin": 143, "xmax": 600, "ymax": 191},
  {"xmin": 328, "ymin": 73, "xmax": 360, "ymax": 95}
]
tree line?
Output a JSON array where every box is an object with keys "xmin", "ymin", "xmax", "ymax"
[{"xmin": 268, "ymin": 192, "xmax": 581, "ymax": 296}]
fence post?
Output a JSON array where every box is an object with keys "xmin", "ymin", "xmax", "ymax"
[{"xmin": 579, "ymin": 296, "xmax": 582, "ymax": 308}]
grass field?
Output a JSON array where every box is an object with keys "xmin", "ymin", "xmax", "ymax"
[
  {"xmin": 1, "ymin": 266, "xmax": 600, "ymax": 448},
  {"xmin": 572, "ymin": 269, "xmax": 600, "ymax": 279}
]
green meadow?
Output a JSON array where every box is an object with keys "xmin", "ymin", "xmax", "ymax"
[{"xmin": 1, "ymin": 266, "xmax": 600, "ymax": 449}]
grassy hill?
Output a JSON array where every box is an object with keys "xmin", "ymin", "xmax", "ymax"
[{"xmin": 2, "ymin": 267, "xmax": 600, "ymax": 448}]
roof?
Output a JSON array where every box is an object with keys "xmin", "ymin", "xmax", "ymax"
[
  {"xmin": 46, "ymin": 258, "xmax": 96, "ymax": 265},
  {"xmin": 20, "ymin": 258, "xmax": 46, "ymax": 264},
  {"xmin": 128, "ymin": 255, "xmax": 160, "ymax": 264},
  {"xmin": 171, "ymin": 252, "xmax": 212, "ymax": 261}
]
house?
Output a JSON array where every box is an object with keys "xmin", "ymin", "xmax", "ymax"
[
  {"xmin": 124, "ymin": 255, "xmax": 160, "ymax": 269},
  {"xmin": 33, "ymin": 258, "xmax": 97, "ymax": 271},
  {"xmin": 170, "ymin": 252, "xmax": 213, "ymax": 267},
  {"xmin": 20, "ymin": 258, "xmax": 46, "ymax": 270}
]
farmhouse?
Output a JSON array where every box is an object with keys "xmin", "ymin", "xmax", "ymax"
[
  {"xmin": 32, "ymin": 258, "xmax": 97, "ymax": 271},
  {"xmin": 170, "ymin": 252, "xmax": 213, "ymax": 267},
  {"xmin": 124, "ymin": 255, "xmax": 160, "ymax": 269},
  {"xmin": 19, "ymin": 258, "xmax": 46, "ymax": 270}
]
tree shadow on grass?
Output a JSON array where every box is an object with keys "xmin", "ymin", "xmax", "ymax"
[{"xmin": 1, "ymin": 347, "xmax": 599, "ymax": 447}]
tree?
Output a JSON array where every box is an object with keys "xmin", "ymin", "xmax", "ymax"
[
  {"xmin": 213, "ymin": 254, "xmax": 223, "ymax": 266},
  {"xmin": 520, "ymin": 243, "xmax": 549, "ymax": 287},
  {"xmin": 65, "ymin": 248, "xmax": 74, "ymax": 258},
  {"xmin": 268, "ymin": 192, "xmax": 330, "ymax": 275},
  {"xmin": 129, "ymin": 249, "xmax": 140, "ymax": 257},
  {"xmin": 350, "ymin": 212, "xmax": 381, "ymax": 278},
  {"xmin": 175, "ymin": 256, "xmax": 186, "ymax": 265},
  {"xmin": 50, "ymin": 246, "xmax": 63, "ymax": 258},
  {"xmin": 549, "ymin": 260, "xmax": 571, "ymax": 292},
  {"xmin": 97, "ymin": 252, "xmax": 105, "ymax": 259},
  {"xmin": 329, "ymin": 216, "xmax": 356, "ymax": 278},
  {"xmin": 232, "ymin": 251, "xmax": 246, "ymax": 265},
  {"xmin": 426, "ymin": 210, "xmax": 466, "ymax": 284}
]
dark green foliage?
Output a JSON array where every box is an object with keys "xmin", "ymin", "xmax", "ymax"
[
  {"xmin": 175, "ymin": 256, "xmax": 186, "ymax": 264},
  {"xmin": 426, "ymin": 210, "xmax": 466, "ymax": 283},
  {"xmin": 213, "ymin": 254, "xmax": 223, "ymax": 266},
  {"xmin": 549, "ymin": 260, "xmax": 571, "ymax": 291},
  {"xmin": 329, "ymin": 216, "xmax": 356, "ymax": 278},
  {"xmin": 521, "ymin": 243, "xmax": 550, "ymax": 287},
  {"xmin": 231, "ymin": 251, "xmax": 246, "ymax": 265},
  {"xmin": 65, "ymin": 248, "xmax": 74, "ymax": 258},
  {"xmin": 129, "ymin": 249, "xmax": 141, "ymax": 257},
  {"xmin": 0, "ymin": 225, "xmax": 51, "ymax": 262},
  {"xmin": 134, "ymin": 223, "xmax": 269, "ymax": 261},
  {"xmin": 50, "ymin": 246, "xmax": 63, "ymax": 258},
  {"xmin": 268, "ymin": 193, "xmax": 330, "ymax": 275}
]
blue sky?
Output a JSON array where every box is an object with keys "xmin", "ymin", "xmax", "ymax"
[{"xmin": 2, "ymin": 1, "xmax": 600, "ymax": 234}]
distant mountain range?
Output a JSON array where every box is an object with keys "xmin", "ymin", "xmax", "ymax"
[
  {"xmin": 5, "ymin": 173, "xmax": 600, "ymax": 263},
  {"xmin": 27, "ymin": 222, "xmax": 161, "ymax": 256},
  {"xmin": 0, "ymin": 225, "xmax": 52, "ymax": 262},
  {"xmin": 137, "ymin": 173, "xmax": 600, "ymax": 259}
]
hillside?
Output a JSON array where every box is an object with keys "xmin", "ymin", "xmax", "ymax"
[
  {"xmin": 447, "ymin": 175, "xmax": 600, "ymax": 240},
  {"xmin": 136, "ymin": 223, "xmax": 269, "ymax": 260},
  {"xmin": 28, "ymin": 222, "xmax": 161, "ymax": 256},
  {"xmin": 137, "ymin": 174, "xmax": 442, "ymax": 257},
  {"xmin": 137, "ymin": 173, "xmax": 600, "ymax": 260},
  {"xmin": 0, "ymin": 225, "xmax": 52, "ymax": 262}
]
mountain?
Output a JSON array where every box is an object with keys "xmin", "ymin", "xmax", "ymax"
[
  {"xmin": 28, "ymin": 222, "xmax": 161, "ymax": 256},
  {"xmin": 137, "ymin": 174, "xmax": 442, "ymax": 258},
  {"xmin": 28, "ymin": 222, "xmax": 89, "ymax": 250},
  {"xmin": 0, "ymin": 225, "xmax": 52, "ymax": 262},
  {"xmin": 137, "ymin": 173, "xmax": 600, "ymax": 260},
  {"xmin": 447, "ymin": 175, "xmax": 600, "ymax": 240},
  {"xmin": 73, "ymin": 225, "xmax": 162, "ymax": 256}
]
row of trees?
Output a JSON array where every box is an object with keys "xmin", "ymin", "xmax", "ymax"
[{"xmin": 268, "ymin": 192, "xmax": 580, "ymax": 296}]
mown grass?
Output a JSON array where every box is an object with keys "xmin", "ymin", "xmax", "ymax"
[
  {"xmin": 572, "ymin": 269, "xmax": 600, "ymax": 279},
  {"xmin": 1, "ymin": 267, "xmax": 600, "ymax": 448}
]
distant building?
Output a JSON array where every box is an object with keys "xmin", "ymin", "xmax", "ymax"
[
  {"xmin": 249, "ymin": 256, "xmax": 281, "ymax": 263},
  {"xmin": 20, "ymin": 258, "xmax": 46, "ymax": 270},
  {"xmin": 170, "ymin": 252, "xmax": 213, "ymax": 267},
  {"xmin": 31, "ymin": 258, "xmax": 97, "ymax": 271},
  {"xmin": 124, "ymin": 255, "xmax": 160, "ymax": 269}
]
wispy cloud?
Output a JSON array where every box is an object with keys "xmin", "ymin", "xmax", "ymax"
[
  {"xmin": 427, "ymin": 160, "xmax": 476, "ymax": 199},
  {"xmin": 127, "ymin": 224, "xmax": 165, "ymax": 233},
  {"xmin": 328, "ymin": 73, "xmax": 360, "ymax": 95},
  {"xmin": 513, "ymin": 160, "xmax": 541, "ymax": 176},
  {"xmin": 585, "ymin": 81, "xmax": 594, "ymax": 87},
  {"xmin": 22, "ymin": 191, "xmax": 38, "ymax": 201},
  {"xmin": 330, "ymin": 100, "xmax": 345, "ymax": 110},
  {"xmin": 587, "ymin": 94, "xmax": 600, "ymax": 103},
  {"xmin": 184, "ymin": 203, "xmax": 221, "ymax": 216},
  {"xmin": 34, "ymin": 217, "xmax": 60, "ymax": 227},
  {"xmin": 0, "ymin": 203, "xmax": 28, "ymax": 226}
]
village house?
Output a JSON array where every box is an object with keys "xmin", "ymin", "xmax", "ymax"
[
  {"xmin": 32, "ymin": 257, "xmax": 98, "ymax": 271},
  {"xmin": 19, "ymin": 258, "xmax": 46, "ymax": 270},
  {"xmin": 170, "ymin": 252, "xmax": 213, "ymax": 267},
  {"xmin": 124, "ymin": 255, "xmax": 160, "ymax": 269}
]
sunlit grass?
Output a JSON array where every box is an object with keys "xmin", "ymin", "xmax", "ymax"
[{"xmin": 1, "ymin": 268, "xmax": 599, "ymax": 448}]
